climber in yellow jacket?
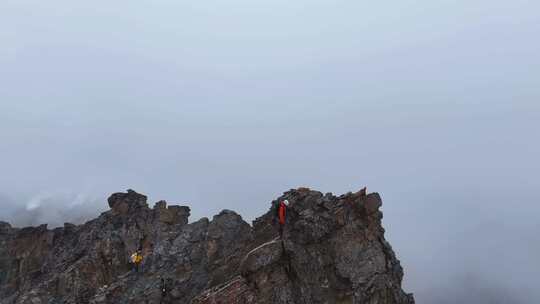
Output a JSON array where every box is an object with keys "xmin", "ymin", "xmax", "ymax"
[{"xmin": 131, "ymin": 250, "xmax": 143, "ymax": 273}]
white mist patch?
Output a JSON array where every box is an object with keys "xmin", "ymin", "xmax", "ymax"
[
  {"xmin": 26, "ymin": 201, "xmax": 40, "ymax": 211},
  {"xmin": 25, "ymin": 192, "xmax": 56, "ymax": 211},
  {"xmin": 12, "ymin": 190, "xmax": 108, "ymax": 228}
]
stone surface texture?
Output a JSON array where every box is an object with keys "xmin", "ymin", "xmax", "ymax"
[{"xmin": 0, "ymin": 188, "xmax": 414, "ymax": 304}]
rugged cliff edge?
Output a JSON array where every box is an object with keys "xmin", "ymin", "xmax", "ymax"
[{"xmin": 0, "ymin": 188, "xmax": 414, "ymax": 304}]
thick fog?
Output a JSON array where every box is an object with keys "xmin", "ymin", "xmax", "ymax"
[{"xmin": 1, "ymin": 1, "xmax": 539, "ymax": 302}]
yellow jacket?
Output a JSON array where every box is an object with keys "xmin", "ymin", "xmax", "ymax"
[{"xmin": 131, "ymin": 253, "xmax": 143, "ymax": 264}]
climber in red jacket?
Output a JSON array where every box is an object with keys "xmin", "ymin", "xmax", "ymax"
[{"xmin": 277, "ymin": 199, "xmax": 289, "ymax": 238}]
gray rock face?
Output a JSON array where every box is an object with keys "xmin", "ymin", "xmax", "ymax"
[
  {"xmin": 107, "ymin": 189, "xmax": 149, "ymax": 215},
  {"xmin": 0, "ymin": 188, "xmax": 414, "ymax": 304}
]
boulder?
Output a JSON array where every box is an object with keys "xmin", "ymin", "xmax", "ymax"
[{"xmin": 107, "ymin": 189, "xmax": 148, "ymax": 215}]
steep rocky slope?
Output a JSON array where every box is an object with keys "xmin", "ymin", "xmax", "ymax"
[{"xmin": 0, "ymin": 188, "xmax": 414, "ymax": 304}]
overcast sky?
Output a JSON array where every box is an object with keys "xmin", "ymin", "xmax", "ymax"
[{"xmin": 1, "ymin": 1, "xmax": 539, "ymax": 302}]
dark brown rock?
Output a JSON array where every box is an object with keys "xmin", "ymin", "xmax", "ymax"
[
  {"xmin": 0, "ymin": 188, "xmax": 413, "ymax": 304},
  {"xmin": 107, "ymin": 189, "xmax": 148, "ymax": 215}
]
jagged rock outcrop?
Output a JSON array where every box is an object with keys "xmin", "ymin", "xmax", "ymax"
[{"xmin": 0, "ymin": 188, "xmax": 414, "ymax": 304}]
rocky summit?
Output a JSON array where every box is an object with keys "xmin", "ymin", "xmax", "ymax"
[{"xmin": 0, "ymin": 188, "xmax": 414, "ymax": 304}]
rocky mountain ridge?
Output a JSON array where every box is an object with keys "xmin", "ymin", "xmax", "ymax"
[{"xmin": 0, "ymin": 188, "xmax": 414, "ymax": 304}]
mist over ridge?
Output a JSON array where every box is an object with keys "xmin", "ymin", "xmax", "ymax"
[{"xmin": 1, "ymin": 0, "xmax": 539, "ymax": 302}]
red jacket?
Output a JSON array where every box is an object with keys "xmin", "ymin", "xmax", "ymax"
[{"xmin": 278, "ymin": 202, "xmax": 287, "ymax": 225}]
